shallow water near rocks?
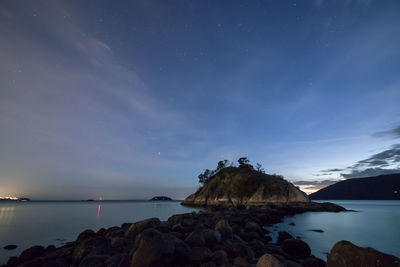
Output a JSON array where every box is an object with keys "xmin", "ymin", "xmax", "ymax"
[
  {"xmin": 266, "ymin": 200, "xmax": 400, "ymax": 260},
  {"xmin": 0, "ymin": 200, "xmax": 199, "ymax": 264},
  {"xmin": 1, "ymin": 200, "xmax": 399, "ymax": 264}
]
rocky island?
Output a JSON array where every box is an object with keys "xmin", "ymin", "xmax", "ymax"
[
  {"xmin": 182, "ymin": 164, "xmax": 309, "ymax": 208},
  {"xmin": 150, "ymin": 196, "xmax": 173, "ymax": 201},
  {"xmin": 3, "ymin": 159, "xmax": 399, "ymax": 267}
]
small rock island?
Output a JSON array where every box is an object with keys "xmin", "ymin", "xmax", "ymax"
[
  {"xmin": 182, "ymin": 160, "xmax": 308, "ymax": 208},
  {"xmin": 150, "ymin": 196, "xmax": 172, "ymax": 201}
]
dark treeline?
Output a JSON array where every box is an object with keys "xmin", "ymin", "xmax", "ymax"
[{"xmin": 198, "ymin": 157, "xmax": 266, "ymax": 185}]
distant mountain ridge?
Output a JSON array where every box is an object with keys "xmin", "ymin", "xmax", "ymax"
[{"xmin": 309, "ymin": 173, "xmax": 400, "ymax": 200}]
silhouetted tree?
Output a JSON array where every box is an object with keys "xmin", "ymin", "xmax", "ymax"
[
  {"xmin": 238, "ymin": 157, "xmax": 250, "ymax": 167},
  {"xmin": 216, "ymin": 160, "xmax": 229, "ymax": 171},
  {"xmin": 255, "ymin": 163, "xmax": 265, "ymax": 174},
  {"xmin": 198, "ymin": 169, "xmax": 214, "ymax": 184}
]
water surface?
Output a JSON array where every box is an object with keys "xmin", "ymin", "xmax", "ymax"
[
  {"xmin": 0, "ymin": 200, "xmax": 199, "ymax": 263},
  {"xmin": 267, "ymin": 200, "xmax": 400, "ymax": 259},
  {"xmin": 2, "ymin": 200, "xmax": 399, "ymax": 264}
]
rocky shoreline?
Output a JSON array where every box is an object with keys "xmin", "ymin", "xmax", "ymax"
[{"xmin": 2, "ymin": 202, "xmax": 399, "ymax": 267}]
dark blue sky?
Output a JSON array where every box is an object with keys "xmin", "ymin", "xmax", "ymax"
[{"xmin": 1, "ymin": 0, "xmax": 399, "ymax": 199}]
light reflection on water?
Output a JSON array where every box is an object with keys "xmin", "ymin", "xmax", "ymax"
[
  {"xmin": 0, "ymin": 200, "xmax": 199, "ymax": 264},
  {"xmin": 266, "ymin": 200, "xmax": 400, "ymax": 260},
  {"xmin": 0, "ymin": 206, "xmax": 15, "ymax": 225}
]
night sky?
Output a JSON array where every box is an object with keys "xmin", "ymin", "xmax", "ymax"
[{"xmin": 1, "ymin": 0, "xmax": 399, "ymax": 199}]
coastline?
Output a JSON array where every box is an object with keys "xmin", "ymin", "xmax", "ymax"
[{"xmin": 1, "ymin": 202, "xmax": 353, "ymax": 267}]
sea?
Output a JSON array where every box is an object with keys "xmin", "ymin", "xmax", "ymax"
[
  {"xmin": 267, "ymin": 200, "xmax": 400, "ymax": 259},
  {"xmin": 0, "ymin": 200, "xmax": 399, "ymax": 264}
]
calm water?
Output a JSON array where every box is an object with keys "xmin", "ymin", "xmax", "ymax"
[
  {"xmin": 267, "ymin": 200, "xmax": 400, "ymax": 260},
  {"xmin": 0, "ymin": 200, "xmax": 199, "ymax": 264},
  {"xmin": 1, "ymin": 200, "xmax": 399, "ymax": 263}
]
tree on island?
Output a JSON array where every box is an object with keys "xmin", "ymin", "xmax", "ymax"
[
  {"xmin": 216, "ymin": 160, "xmax": 229, "ymax": 171},
  {"xmin": 198, "ymin": 169, "xmax": 213, "ymax": 184},
  {"xmin": 238, "ymin": 157, "xmax": 254, "ymax": 169},
  {"xmin": 255, "ymin": 163, "xmax": 265, "ymax": 174},
  {"xmin": 198, "ymin": 157, "xmax": 268, "ymax": 184}
]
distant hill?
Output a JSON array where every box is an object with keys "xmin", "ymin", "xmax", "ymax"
[{"xmin": 309, "ymin": 173, "xmax": 400, "ymax": 200}]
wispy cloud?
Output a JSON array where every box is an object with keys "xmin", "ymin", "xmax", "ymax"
[
  {"xmin": 0, "ymin": 1, "xmax": 204, "ymax": 198},
  {"xmin": 320, "ymin": 168, "xmax": 344, "ymax": 173},
  {"xmin": 341, "ymin": 168, "xmax": 400, "ymax": 179},
  {"xmin": 373, "ymin": 125, "xmax": 400, "ymax": 139}
]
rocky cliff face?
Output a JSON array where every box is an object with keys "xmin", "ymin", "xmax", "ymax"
[{"xmin": 182, "ymin": 166, "xmax": 309, "ymax": 207}]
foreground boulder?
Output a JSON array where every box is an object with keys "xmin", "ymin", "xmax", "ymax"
[
  {"xmin": 182, "ymin": 166, "xmax": 309, "ymax": 207},
  {"xmin": 131, "ymin": 229, "xmax": 175, "ymax": 267},
  {"xmin": 281, "ymin": 239, "xmax": 311, "ymax": 259},
  {"xmin": 327, "ymin": 240, "xmax": 400, "ymax": 267},
  {"xmin": 257, "ymin": 253, "xmax": 283, "ymax": 267}
]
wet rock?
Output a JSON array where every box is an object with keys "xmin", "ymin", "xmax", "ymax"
[
  {"xmin": 215, "ymin": 219, "xmax": 233, "ymax": 240},
  {"xmin": 7, "ymin": 256, "xmax": 19, "ymax": 266},
  {"xmin": 245, "ymin": 231, "xmax": 261, "ymax": 242},
  {"xmin": 72, "ymin": 237, "xmax": 108, "ymax": 264},
  {"xmin": 79, "ymin": 255, "xmax": 108, "ymax": 267},
  {"xmin": 187, "ymin": 246, "xmax": 212, "ymax": 264},
  {"xmin": 97, "ymin": 228, "xmax": 107, "ymax": 236},
  {"xmin": 3, "ymin": 244, "xmax": 17, "ymax": 250},
  {"xmin": 45, "ymin": 245, "xmax": 56, "ymax": 252},
  {"xmin": 281, "ymin": 239, "xmax": 311, "ymax": 259},
  {"xmin": 171, "ymin": 223, "xmax": 183, "ymax": 232},
  {"xmin": 229, "ymin": 241, "xmax": 255, "ymax": 260},
  {"xmin": 19, "ymin": 258, "xmax": 43, "ymax": 267},
  {"xmin": 185, "ymin": 231, "xmax": 206, "ymax": 247},
  {"xmin": 42, "ymin": 258, "xmax": 69, "ymax": 267},
  {"xmin": 121, "ymin": 223, "xmax": 132, "ymax": 233},
  {"xmin": 234, "ymin": 256, "xmax": 250, "ymax": 267},
  {"xmin": 169, "ymin": 231, "xmax": 184, "ymax": 240},
  {"xmin": 300, "ymin": 256, "xmax": 326, "ymax": 267},
  {"xmin": 277, "ymin": 232, "xmax": 293, "ymax": 245},
  {"xmin": 130, "ymin": 228, "xmax": 175, "ymax": 267},
  {"xmin": 104, "ymin": 254, "xmax": 124, "ymax": 267},
  {"xmin": 200, "ymin": 262, "xmax": 217, "ymax": 267},
  {"xmin": 77, "ymin": 229, "xmax": 96, "ymax": 241},
  {"xmin": 249, "ymin": 239, "xmax": 269, "ymax": 257},
  {"xmin": 327, "ymin": 240, "xmax": 400, "ymax": 267},
  {"xmin": 19, "ymin": 245, "xmax": 45, "ymax": 263},
  {"xmin": 283, "ymin": 260, "xmax": 302, "ymax": 267},
  {"xmin": 119, "ymin": 254, "xmax": 131, "ymax": 267},
  {"xmin": 105, "ymin": 227, "xmax": 124, "ymax": 239},
  {"xmin": 245, "ymin": 221, "xmax": 262, "ymax": 233},
  {"xmin": 212, "ymin": 250, "xmax": 229, "ymax": 265},
  {"xmin": 43, "ymin": 244, "xmax": 73, "ymax": 259},
  {"xmin": 257, "ymin": 253, "xmax": 283, "ymax": 267},
  {"xmin": 156, "ymin": 221, "xmax": 171, "ymax": 233},
  {"xmin": 203, "ymin": 228, "xmax": 222, "ymax": 245},
  {"xmin": 124, "ymin": 218, "xmax": 160, "ymax": 240},
  {"xmin": 110, "ymin": 237, "xmax": 131, "ymax": 249},
  {"xmin": 171, "ymin": 235, "xmax": 190, "ymax": 265}
]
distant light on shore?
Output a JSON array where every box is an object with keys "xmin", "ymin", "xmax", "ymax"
[{"xmin": 0, "ymin": 197, "xmax": 19, "ymax": 200}]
